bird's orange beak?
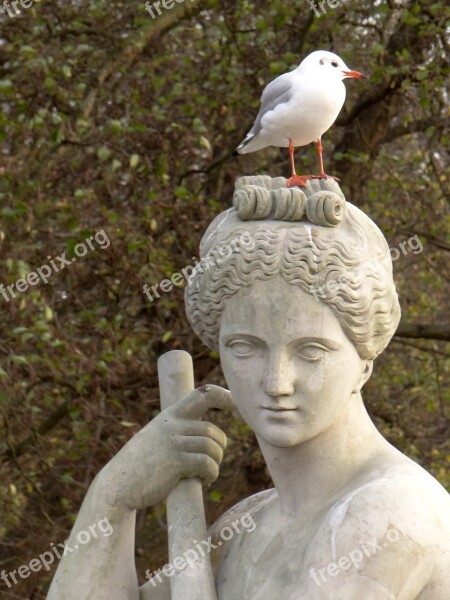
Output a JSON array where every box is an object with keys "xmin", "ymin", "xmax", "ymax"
[{"xmin": 342, "ymin": 70, "xmax": 367, "ymax": 79}]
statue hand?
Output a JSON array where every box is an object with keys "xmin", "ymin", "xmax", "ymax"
[{"xmin": 97, "ymin": 385, "xmax": 232, "ymax": 511}]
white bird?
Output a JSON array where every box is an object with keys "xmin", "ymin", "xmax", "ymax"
[{"xmin": 235, "ymin": 50, "xmax": 367, "ymax": 187}]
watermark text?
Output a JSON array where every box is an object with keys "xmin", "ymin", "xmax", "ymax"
[
  {"xmin": 145, "ymin": 512, "xmax": 256, "ymax": 587},
  {"xmin": 0, "ymin": 517, "xmax": 113, "ymax": 589}
]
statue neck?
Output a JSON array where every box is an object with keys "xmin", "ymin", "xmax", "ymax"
[{"xmin": 257, "ymin": 393, "xmax": 387, "ymax": 518}]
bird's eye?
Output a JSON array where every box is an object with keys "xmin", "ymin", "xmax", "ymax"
[
  {"xmin": 320, "ymin": 59, "xmax": 325, "ymax": 65},
  {"xmin": 331, "ymin": 61, "xmax": 338, "ymax": 68}
]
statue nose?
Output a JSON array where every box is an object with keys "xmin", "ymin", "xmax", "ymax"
[
  {"xmin": 264, "ymin": 355, "xmax": 295, "ymax": 397},
  {"xmin": 266, "ymin": 386, "xmax": 294, "ymax": 398}
]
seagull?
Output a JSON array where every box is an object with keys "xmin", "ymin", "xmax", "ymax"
[{"xmin": 234, "ymin": 50, "xmax": 367, "ymax": 187}]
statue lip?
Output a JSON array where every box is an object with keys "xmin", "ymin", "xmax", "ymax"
[{"xmin": 263, "ymin": 406, "xmax": 298, "ymax": 412}]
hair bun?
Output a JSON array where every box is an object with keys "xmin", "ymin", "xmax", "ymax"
[
  {"xmin": 232, "ymin": 176, "xmax": 345, "ymax": 227},
  {"xmin": 233, "ymin": 186, "xmax": 272, "ymax": 220},
  {"xmin": 306, "ymin": 191, "xmax": 346, "ymax": 226},
  {"xmin": 271, "ymin": 188, "xmax": 307, "ymax": 221}
]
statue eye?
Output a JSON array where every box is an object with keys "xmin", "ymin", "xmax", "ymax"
[
  {"xmin": 331, "ymin": 61, "xmax": 338, "ymax": 68},
  {"xmin": 228, "ymin": 340, "xmax": 254, "ymax": 357},
  {"xmin": 297, "ymin": 344, "xmax": 328, "ymax": 361}
]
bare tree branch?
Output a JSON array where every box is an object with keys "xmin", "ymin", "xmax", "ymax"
[
  {"xmin": 384, "ymin": 116, "xmax": 448, "ymax": 143},
  {"xmin": 336, "ymin": 81, "xmax": 401, "ymax": 128},
  {"xmin": 395, "ymin": 322, "xmax": 450, "ymax": 342},
  {"xmin": 397, "ymin": 230, "xmax": 450, "ymax": 252},
  {"xmin": 80, "ymin": 0, "xmax": 205, "ymax": 119},
  {"xmin": 1, "ymin": 401, "xmax": 70, "ymax": 462}
]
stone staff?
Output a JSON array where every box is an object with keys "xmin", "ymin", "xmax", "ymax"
[{"xmin": 157, "ymin": 350, "xmax": 218, "ymax": 600}]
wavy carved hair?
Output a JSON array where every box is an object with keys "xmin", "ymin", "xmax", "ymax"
[{"xmin": 184, "ymin": 201, "xmax": 401, "ymax": 360}]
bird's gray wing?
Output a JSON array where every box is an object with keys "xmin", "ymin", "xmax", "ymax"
[{"xmin": 249, "ymin": 71, "xmax": 294, "ymax": 136}]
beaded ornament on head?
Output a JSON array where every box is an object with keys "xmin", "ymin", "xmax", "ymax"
[{"xmin": 185, "ymin": 176, "xmax": 401, "ymax": 361}]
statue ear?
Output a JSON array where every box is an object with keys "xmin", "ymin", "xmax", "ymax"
[{"xmin": 353, "ymin": 360, "xmax": 373, "ymax": 394}]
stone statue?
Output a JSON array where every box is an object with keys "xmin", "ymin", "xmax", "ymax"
[{"xmin": 47, "ymin": 177, "xmax": 450, "ymax": 600}]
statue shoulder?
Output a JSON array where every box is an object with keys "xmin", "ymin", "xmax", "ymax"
[
  {"xmin": 348, "ymin": 459, "xmax": 450, "ymax": 529},
  {"xmin": 209, "ymin": 487, "xmax": 276, "ymax": 540},
  {"xmin": 304, "ymin": 464, "xmax": 450, "ymax": 598}
]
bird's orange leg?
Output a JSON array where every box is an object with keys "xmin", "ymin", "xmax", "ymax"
[
  {"xmin": 309, "ymin": 138, "xmax": 340, "ymax": 182},
  {"xmin": 287, "ymin": 138, "xmax": 311, "ymax": 188},
  {"xmin": 289, "ymin": 138, "xmax": 296, "ymax": 177},
  {"xmin": 317, "ymin": 137, "xmax": 325, "ymax": 177}
]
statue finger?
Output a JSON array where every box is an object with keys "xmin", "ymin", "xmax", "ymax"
[
  {"xmin": 177, "ymin": 420, "xmax": 227, "ymax": 449},
  {"xmin": 171, "ymin": 385, "xmax": 233, "ymax": 419},
  {"xmin": 181, "ymin": 452, "xmax": 220, "ymax": 485},
  {"xmin": 175, "ymin": 435, "xmax": 224, "ymax": 465}
]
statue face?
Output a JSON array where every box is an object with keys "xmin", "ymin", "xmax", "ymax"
[{"xmin": 219, "ymin": 276, "xmax": 368, "ymax": 448}]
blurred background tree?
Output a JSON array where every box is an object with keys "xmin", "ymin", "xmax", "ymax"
[{"xmin": 0, "ymin": 0, "xmax": 448, "ymax": 597}]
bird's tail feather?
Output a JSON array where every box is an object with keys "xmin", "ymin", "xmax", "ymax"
[{"xmin": 234, "ymin": 133, "xmax": 255, "ymax": 155}]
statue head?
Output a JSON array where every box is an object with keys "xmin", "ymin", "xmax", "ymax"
[{"xmin": 185, "ymin": 177, "xmax": 401, "ymax": 362}]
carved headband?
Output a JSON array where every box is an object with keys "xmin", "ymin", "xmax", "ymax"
[{"xmin": 233, "ymin": 175, "xmax": 346, "ymax": 227}]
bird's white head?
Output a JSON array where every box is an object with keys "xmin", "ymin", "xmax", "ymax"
[{"xmin": 298, "ymin": 50, "xmax": 367, "ymax": 81}]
